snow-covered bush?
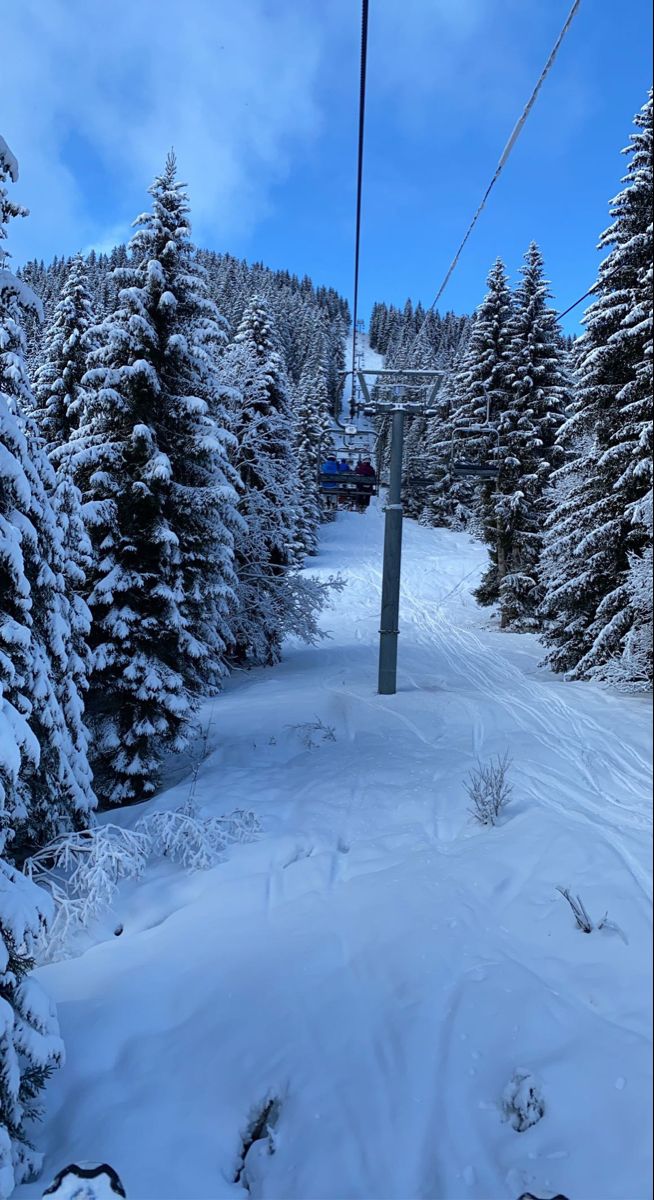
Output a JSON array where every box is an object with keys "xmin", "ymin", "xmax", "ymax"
[
  {"xmin": 502, "ymin": 1069, "xmax": 545, "ymax": 1132},
  {"xmin": 23, "ymin": 826, "xmax": 148, "ymax": 960},
  {"xmin": 24, "ymin": 806, "xmax": 261, "ymax": 962},
  {"xmin": 234, "ymin": 1096, "xmax": 281, "ymax": 1190},
  {"xmin": 465, "ymin": 751, "xmax": 513, "ymax": 825},
  {"xmin": 136, "ymin": 806, "xmax": 260, "ymax": 871},
  {"xmin": 286, "ymin": 718, "xmax": 336, "ymax": 750},
  {"xmin": 556, "ymin": 886, "xmax": 625, "ymax": 940}
]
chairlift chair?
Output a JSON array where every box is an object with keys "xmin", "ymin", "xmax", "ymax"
[
  {"xmin": 450, "ymin": 424, "xmax": 500, "ymax": 481},
  {"xmin": 317, "ymin": 429, "xmax": 378, "ymax": 510}
]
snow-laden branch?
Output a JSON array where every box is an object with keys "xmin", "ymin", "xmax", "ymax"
[{"xmin": 23, "ymin": 804, "xmax": 261, "ymax": 963}]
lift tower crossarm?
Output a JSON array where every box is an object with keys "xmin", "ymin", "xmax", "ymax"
[{"xmin": 338, "ymin": 368, "xmax": 445, "ymax": 412}]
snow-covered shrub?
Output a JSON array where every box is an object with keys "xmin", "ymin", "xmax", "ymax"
[
  {"xmin": 234, "ymin": 1096, "xmax": 281, "ymax": 1189},
  {"xmin": 24, "ymin": 807, "xmax": 261, "ymax": 962},
  {"xmin": 556, "ymin": 886, "xmax": 624, "ymax": 939},
  {"xmin": 1, "ymin": 860, "xmax": 64, "ymax": 1195},
  {"xmin": 502, "ymin": 1069, "xmax": 545, "ymax": 1132},
  {"xmin": 465, "ymin": 751, "xmax": 513, "ymax": 825},
  {"xmin": 286, "ymin": 718, "xmax": 336, "ymax": 750},
  {"xmin": 136, "ymin": 805, "xmax": 260, "ymax": 871},
  {"xmin": 23, "ymin": 826, "xmax": 148, "ymax": 960}
]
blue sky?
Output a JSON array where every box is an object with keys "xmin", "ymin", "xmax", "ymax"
[{"xmin": 3, "ymin": 0, "xmax": 652, "ymax": 332}]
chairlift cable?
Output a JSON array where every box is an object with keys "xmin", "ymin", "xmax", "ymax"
[
  {"xmin": 426, "ymin": 0, "xmax": 582, "ymax": 313},
  {"xmin": 558, "ymin": 260, "xmax": 631, "ymax": 321},
  {"xmin": 558, "ymin": 282, "xmax": 597, "ymax": 319},
  {"xmin": 349, "ymin": 0, "xmax": 370, "ymax": 419}
]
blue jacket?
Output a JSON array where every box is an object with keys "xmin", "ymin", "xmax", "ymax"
[{"xmin": 321, "ymin": 459, "xmax": 339, "ymax": 489}]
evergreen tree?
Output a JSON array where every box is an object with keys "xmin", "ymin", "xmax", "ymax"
[
  {"xmin": 325, "ymin": 313, "xmax": 347, "ymax": 418},
  {"xmin": 424, "ymin": 260, "xmax": 514, "ymax": 537},
  {"xmin": 401, "ymin": 328, "xmax": 437, "ymax": 517},
  {"xmin": 1, "ymin": 139, "xmax": 95, "ymax": 850},
  {"xmin": 31, "ymin": 254, "xmax": 94, "ymax": 453},
  {"xmin": 540, "ymin": 91, "xmax": 653, "ymax": 685},
  {"xmin": 0, "ymin": 859, "xmax": 64, "ymax": 1195},
  {"xmin": 23, "ymin": 241, "xmax": 352, "ymax": 435},
  {"xmin": 225, "ymin": 296, "xmax": 322, "ymax": 665},
  {"xmin": 294, "ymin": 336, "xmax": 333, "ymax": 555},
  {"xmin": 65, "ymin": 153, "xmax": 239, "ymax": 803},
  {"xmin": 476, "ymin": 243, "xmax": 567, "ymax": 628},
  {"xmin": 29, "ymin": 257, "xmax": 98, "ymax": 733},
  {"xmin": 420, "ymin": 373, "xmax": 462, "ymax": 528},
  {"xmin": 419, "ymin": 316, "xmax": 472, "ymax": 528},
  {"xmin": 0, "ymin": 133, "xmax": 65, "ymax": 1198}
]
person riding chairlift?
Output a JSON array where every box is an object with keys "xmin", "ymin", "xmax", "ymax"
[
  {"xmin": 336, "ymin": 457, "xmax": 353, "ymax": 506},
  {"xmin": 354, "ymin": 458, "xmax": 376, "ymax": 511},
  {"xmin": 321, "ymin": 454, "xmax": 339, "ymax": 509}
]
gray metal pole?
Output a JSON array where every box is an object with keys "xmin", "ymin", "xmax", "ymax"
[{"xmin": 378, "ymin": 406, "xmax": 405, "ymax": 695}]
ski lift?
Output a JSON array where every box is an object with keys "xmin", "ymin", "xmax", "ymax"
[
  {"xmin": 317, "ymin": 428, "xmax": 379, "ymax": 510},
  {"xmin": 450, "ymin": 424, "xmax": 500, "ymax": 479},
  {"xmin": 401, "ymin": 474, "xmax": 431, "ymax": 495},
  {"xmin": 450, "ymin": 386, "xmax": 500, "ymax": 481}
]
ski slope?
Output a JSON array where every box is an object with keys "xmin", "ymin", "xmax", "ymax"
[
  {"xmin": 20, "ymin": 507, "xmax": 652, "ymax": 1200},
  {"xmin": 344, "ymin": 330, "xmax": 384, "ymax": 413}
]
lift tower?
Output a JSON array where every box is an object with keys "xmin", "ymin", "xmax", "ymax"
[{"xmin": 351, "ymin": 368, "xmax": 444, "ymax": 695}]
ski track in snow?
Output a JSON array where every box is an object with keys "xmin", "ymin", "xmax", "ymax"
[{"xmin": 21, "ymin": 506, "xmax": 652, "ymax": 1200}]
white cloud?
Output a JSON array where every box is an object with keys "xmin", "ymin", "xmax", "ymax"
[
  {"xmin": 2, "ymin": 0, "xmax": 325, "ymax": 262},
  {"xmin": 2, "ymin": 0, "xmax": 590, "ymax": 270}
]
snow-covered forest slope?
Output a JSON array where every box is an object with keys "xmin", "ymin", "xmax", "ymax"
[{"xmin": 18, "ymin": 507, "xmax": 652, "ymax": 1200}]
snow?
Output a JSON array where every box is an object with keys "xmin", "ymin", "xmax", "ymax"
[
  {"xmin": 344, "ymin": 330, "xmax": 384, "ymax": 414},
  {"xmin": 19, "ymin": 507, "xmax": 651, "ymax": 1200},
  {"xmin": 0, "ymin": 136, "xmax": 20, "ymax": 184},
  {"xmin": 0, "ymin": 270, "xmax": 44, "ymax": 320}
]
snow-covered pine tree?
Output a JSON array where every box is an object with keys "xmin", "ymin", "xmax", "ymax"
[
  {"xmin": 478, "ymin": 243, "xmax": 568, "ymax": 629},
  {"xmin": 425, "ymin": 260, "xmax": 514, "ymax": 540},
  {"xmin": 65, "ymin": 153, "xmax": 240, "ymax": 804},
  {"xmin": 225, "ymin": 295, "xmax": 328, "ymax": 665},
  {"xmin": 1, "ymin": 138, "xmax": 96, "ymax": 852},
  {"xmin": 31, "ymin": 253, "xmax": 94, "ymax": 453},
  {"xmin": 293, "ymin": 334, "xmax": 333, "ymax": 555},
  {"xmin": 402, "ymin": 412, "xmax": 428, "ymax": 518},
  {"xmin": 401, "ymin": 324, "xmax": 438, "ymax": 518},
  {"xmin": 418, "ymin": 315, "xmax": 472, "ymax": 529},
  {"xmin": 23, "ymin": 245, "xmax": 351, "ymax": 430},
  {"xmin": 0, "ymin": 857, "xmax": 65, "ymax": 1196},
  {"xmin": 419, "ymin": 370, "xmax": 462, "ymax": 529},
  {"xmin": 325, "ymin": 312, "xmax": 347, "ymax": 419},
  {"xmin": 540, "ymin": 91, "xmax": 653, "ymax": 686},
  {"xmin": 0, "ymin": 133, "xmax": 66, "ymax": 1199},
  {"xmin": 29, "ymin": 255, "xmax": 99, "ymax": 743}
]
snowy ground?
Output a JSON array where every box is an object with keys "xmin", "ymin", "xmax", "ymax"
[
  {"xmin": 21, "ymin": 507, "xmax": 652, "ymax": 1200},
  {"xmin": 344, "ymin": 330, "xmax": 384, "ymax": 414}
]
